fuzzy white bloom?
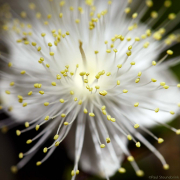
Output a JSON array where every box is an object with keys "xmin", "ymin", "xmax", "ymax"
[{"xmin": 0, "ymin": 0, "xmax": 180, "ymax": 179}]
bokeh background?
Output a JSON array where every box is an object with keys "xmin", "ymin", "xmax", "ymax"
[{"xmin": 0, "ymin": 0, "xmax": 180, "ymax": 179}]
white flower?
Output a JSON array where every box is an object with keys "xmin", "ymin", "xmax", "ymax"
[{"xmin": 0, "ymin": 0, "xmax": 180, "ymax": 179}]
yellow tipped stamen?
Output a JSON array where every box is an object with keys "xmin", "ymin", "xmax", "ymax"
[
  {"xmin": 158, "ymin": 138, "xmax": 164, "ymax": 144},
  {"xmin": 43, "ymin": 147, "xmax": 48, "ymax": 153},
  {"xmin": 163, "ymin": 164, "xmax": 169, "ymax": 170},
  {"xmin": 26, "ymin": 139, "xmax": 32, "ymax": 144},
  {"xmin": 127, "ymin": 156, "xmax": 134, "ymax": 162},
  {"xmin": 25, "ymin": 122, "xmax": 29, "ymax": 128},
  {"xmin": 36, "ymin": 161, "xmax": 42, "ymax": 166},
  {"xmin": 100, "ymin": 144, "xmax": 105, "ymax": 148},
  {"xmin": 136, "ymin": 142, "xmax": 141, "ymax": 147},
  {"xmin": 16, "ymin": 130, "xmax": 21, "ymax": 136},
  {"xmin": 19, "ymin": 153, "xmax": 23, "ymax": 159},
  {"xmin": 134, "ymin": 124, "xmax": 140, "ymax": 128},
  {"xmin": 118, "ymin": 167, "xmax": 126, "ymax": 173}
]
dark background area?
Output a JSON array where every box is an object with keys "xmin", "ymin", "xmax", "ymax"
[{"xmin": 0, "ymin": 0, "xmax": 180, "ymax": 180}]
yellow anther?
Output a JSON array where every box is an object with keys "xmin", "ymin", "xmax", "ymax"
[
  {"xmin": 36, "ymin": 161, "xmax": 42, "ymax": 166},
  {"xmin": 21, "ymin": 11, "xmax": 27, "ymax": 18},
  {"xmin": 64, "ymin": 122, "xmax": 69, "ymax": 126},
  {"xmin": 51, "ymin": 82, "xmax": 56, "ymax": 86},
  {"xmin": 113, "ymin": 49, "xmax": 117, "ymax": 53},
  {"xmin": 163, "ymin": 85, "xmax": 169, "ymax": 89},
  {"xmin": 16, "ymin": 39, "xmax": 22, "ymax": 43},
  {"xmin": 141, "ymin": 34, "xmax": 147, "ymax": 39},
  {"xmin": 106, "ymin": 72, "xmax": 111, "ymax": 76},
  {"xmin": 151, "ymin": 78, "xmax": 157, "ymax": 82},
  {"xmin": 19, "ymin": 153, "xmax": 23, "ymax": 159},
  {"xmin": 41, "ymin": 33, "xmax": 46, "ymax": 37},
  {"xmin": 32, "ymin": 42, "xmax": 37, "ymax": 46},
  {"xmin": 78, "ymin": 100, "xmax": 82, "ymax": 105},
  {"xmin": 127, "ymin": 37, "xmax": 131, "ymax": 41},
  {"xmin": 71, "ymin": 170, "xmax": 75, "ymax": 176},
  {"xmin": 70, "ymin": 90, "xmax": 74, "ymax": 95},
  {"xmin": 176, "ymin": 129, "xmax": 180, "ymax": 135},
  {"xmin": 46, "ymin": 64, "xmax": 50, "ymax": 68},
  {"xmin": 59, "ymin": 99, "xmax": 65, "ymax": 103},
  {"xmin": 11, "ymin": 166, "xmax": 18, "ymax": 174},
  {"xmin": 126, "ymin": 51, "xmax": 131, "ymax": 56},
  {"xmin": 158, "ymin": 138, "xmax": 164, "ymax": 144},
  {"xmin": 44, "ymin": 116, "xmax": 49, "ymax": 121},
  {"xmin": 128, "ymin": 45, "xmax": 132, "ymax": 50},
  {"xmin": 117, "ymin": 64, "xmax": 122, "ymax": 68},
  {"xmin": 101, "ymin": 106, "xmax": 106, "ymax": 110},
  {"xmin": 54, "ymin": 134, "xmax": 59, "ymax": 140},
  {"xmin": 136, "ymin": 142, "xmax": 141, "ymax": 147},
  {"xmin": 160, "ymin": 82, "xmax": 166, "ymax": 86},
  {"xmin": 130, "ymin": 61, "xmax": 135, "ymax": 65},
  {"xmin": 23, "ymin": 102, "xmax": 27, "ymax": 107},
  {"xmin": 135, "ymin": 37, "xmax": 140, "ymax": 41},
  {"xmin": 5, "ymin": 90, "xmax": 11, "ymax": 95},
  {"xmin": 26, "ymin": 139, "xmax": 32, "ymax": 144},
  {"xmin": 43, "ymin": 147, "xmax": 48, "ymax": 153},
  {"xmin": 99, "ymin": 90, "xmax": 108, "ymax": 96},
  {"xmin": 163, "ymin": 164, "xmax": 169, "ymax": 170},
  {"xmin": 104, "ymin": 40, "xmax": 108, "ymax": 44},
  {"xmin": 127, "ymin": 156, "xmax": 134, "ymax": 162},
  {"xmin": 134, "ymin": 102, "xmax": 139, "ymax": 107},
  {"xmin": 76, "ymin": 170, "xmax": 80, "ymax": 175},
  {"xmin": 49, "ymin": 52, "xmax": 54, "ymax": 56},
  {"xmin": 8, "ymin": 62, "xmax": 13, "ymax": 67},
  {"xmin": 16, "ymin": 130, "xmax": 21, "ymax": 136},
  {"xmin": 132, "ymin": 13, "xmax": 138, "ymax": 19},
  {"xmin": 151, "ymin": 11, "xmax": 158, "ymax": 18},
  {"xmin": 146, "ymin": 29, "xmax": 151, "ymax": 36},
  {"xmin": 107, "ymin": 115, "xmax": 111, "ymax": 120},
  {"xmin": 25, "ymin": 122, "xmax": 29, "ymax": 128},
  {"xmin": 44, "ymin": 102, "xmax": 50, "ymax": 106},
  {"xmin": 35, "ymin": 125, "xmax": 40, "ymax": 131},
  {"xmin": 89, "ymin": 113, "xmax": 95, "ymax": 117},
  {"xmin": 152, "ymin": 61, "xmax": 156, "ymax": 66},
  {"xmin": 39, "ymin": 91, "xmax": 44, "ymax": 95},
  {"xmin": 135, "ymin": 78, "xmax": 140, "ymax": 83},
  {"xmin": 21, "ymin": 70, "xmax": 26, "ymax": 74},
  {"xmin": 167, "ymin": 50, "xmax": 173, "ymax": 55},
  {"xmin": 118, "ymin": 167, "xmax": 126, "ymax": 173},
  {"xmin": 146, "ymin": 0, "xmax": 153, "ymax": 7},
  {"xmin": 168, "ymin": 13, "xmax": 176, "ymax": 20},
  {"xmin": 123, "ymin": 89, "xmax": 128, "ymax": 93},
  {"xmin": 170, "ymin": 111, "xmax": 175, "ymax": 115},
  {"xmin": 83, "ymin": 108, "xmax": 88, "ymax": 114},
  {"xmin": 154, "ymin": 108, "xmax": 159, "ymax": 113},
  {"xmin": 47, "ymin": 14, "xmax": 52, "ymax": 19},
  {"xmin": 37, "ymin": 46, "xmax": 41, "ymax": 51},
  {"xmin": 48, "ymin": 42, "xmax": 52, "ymax": 47},
  {"xmin": 36, "ymin": 12, "xmax": 41, "ymax": 19},
  {"xmin": 110, "ymin": 118, "xmax": 116, "ymax": 122},
  {"xmin": 74, "ymin": 97, "xmax": 78, "ymax": 102},
  {"xmin": 120, "ymin": 36, "xmax": 124, "ymax": 41},
  {"xmin": 61, "ymin": 114, "xmax": 66, "ymax": 117},
  {"xmin": 24, "ymin": 41, "xmax": 30, "ymax": 45},
  {"xmin": 164, "ymin": 0, "xmax": 172, "ymax": 7},
  {"xmin": 117, "ymin": 80, "xmax": 120, "ymax": 85},
  {"xmin": 106, "ymin": 49, "xmax": 111, "ymax": 53},
  {"xmin": 102, "ymin": 110, "xmax": 107, "ymax": 115},
  {"xmin": 100, "ymin": 144, "xmax": 105, "ymax": 148},
  {"xmin": 106, "ymin": 137, "xmax": 111, "ymax": 143},
  {"xmin": 125, "ymin": 7, "xmax": 131, "ymax": 14},
  {"xmin": 127, "ymin": 135, "xmax": 132, "ymax": 140},
  {"xmin": 79, "ymin": 72, "xmax": 86, "ymax": 76},
  {"xmin": 134, "ymin": 124, "xmax": 139, "ymax": 128},
  {"xmin": 84, "ymin": 79, "xmax": 88, "ymax": 83},
  {"xmin": 56, "ymin": 74, "xmax": 61, "ymax": 80},
  {"xmin": 136, "ymin": 170, "xmax": 144, "ymax": 177}
]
